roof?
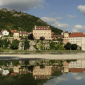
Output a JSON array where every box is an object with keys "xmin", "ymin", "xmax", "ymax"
[
  {"xmin": 11, "ymin": 30, "xmax": 17, "ymax": 33},
  {"xmin": 33, "ymin": 26, "xmax": 51, "ymax": 30},
  {"xmin": 69, "ymin": 32, "xmax": 85, "ymax": 37},
  {"xmin": 61, "ymin": 31, "xmax": 68, "ymax": 33},
  {"xmin": 51, "ymin": 32, "xmax": 54, "ymax": 35},
  {"xmin": 1, "ymin": 30, "xmax": 8, "ymax": 32},
  {"xmin": 52, "ymin": 35, "xmax": 64, "ymax": 38},
  {"xmin": 69, "ymin": 68, "xmax": 84, "ymax": 73},
  {"xmin": 19, "ymin": 31, "xmax": 27, "ymax": 34}
]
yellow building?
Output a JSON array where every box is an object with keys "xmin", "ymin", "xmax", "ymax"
[{"xmin": 33, "ymin": 25, "xmax": 52, "ymax": 40}]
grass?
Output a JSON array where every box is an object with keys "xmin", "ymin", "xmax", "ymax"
[{"xmin": 0, "ymin": 49, "xmax": 84, "ymax": 54}]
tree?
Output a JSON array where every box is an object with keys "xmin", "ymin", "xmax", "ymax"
[
  {"xmin": 55, "ymin": 43, "xmax": 65, "ymax": 50},
  {"xmin": 28, "ymin": 34, "xmax": 34, "ymax": 40},
  {"xmin": 71, "ymin": 44, "xmax": 78, "ymax": 50},
  {"xmin": 3, "ymin": 39, "xmax": 9, "ymax": 48},
  {"xmin": 24, "ymin": 40, "xmax": 30, "ymax": 50},
  {"xmin": 10, "ymin": 39, "xmax": 19, "ymax": 50},
  {"xmin": 64, "ymin": 42, "xmax": 71, "ymax": 50},
  {"xmin": 50, "ymin": 42, "xmax": 56, "ymax": 49},
  {"xmin": 0, "ymin": 39, "xmax": 3, "ymax": 47},
  {"xmin": 40, "ymin": 36, "xmax": 45, "ymax": 40}
]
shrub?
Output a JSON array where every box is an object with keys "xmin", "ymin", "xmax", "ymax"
[
  {"xmin": 71, "ymin": 44, "xmax": 78, "ymax": 50},
  {"xmin": 64, "ymin": 42, "xmax": 71, "ymax": 50}
]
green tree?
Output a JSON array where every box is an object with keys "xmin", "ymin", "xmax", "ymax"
[
  {"xmin": 24, "ymin": 40, "xmax": 30, "ymax": 50},
  {"xmin": 50, "ymin": 42, "xmax": 56, "ymax": 49},
  {"xmin": 71, "ymin": 44, "xmax": 78, "ymax": 50},
  {"xmin": 64, "ymin": 42, "xmax": 71, "ymax": 50},
  {"xmin": 3, "ymin": 39, "xmax": 9, "ymax": 48},
  {"xmin": 11, "ymin": 61, "xmax": 19, "ymax": 66},
  {"xmin": 10, "ymin": 39, "xmax": 19, "ymax": 50},
  {"xmin": 40, "ymin": 36, "xmax": 45, "ymax": 40},
  {"xmin": 55, "ymin": 43, "xmax": 65, "ymax": 50},
  {"xmin": 0, "ymin": 39, "xmax": 3, "ymax": 47}
]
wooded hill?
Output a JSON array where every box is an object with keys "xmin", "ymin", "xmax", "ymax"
[{"xmin": 0, "ymin": 8, "xmax": 63, "ymax": 34}]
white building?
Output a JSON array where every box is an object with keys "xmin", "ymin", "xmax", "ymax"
[
  {"xmin": 1, "ymin": 30, "xmax": 9, "ymax": 36},
  {"xmin": 2, "ymin": 70, "xmax": 9, "ymax": 76},
  {"xmin": 69, "ymin": 60, "xmax": 85, "ymax": 68},
  {"xmin": 69, "ymin": 32, "xmax": 85, "ymax": 50}
]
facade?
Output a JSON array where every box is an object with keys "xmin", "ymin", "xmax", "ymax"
[
  {"xmin": 19, "ymin": 31, "xmax": 28, "ymax": 37},
  {"xmin": 69, "ymin": 60, "xmax": 85, "ymax": 68},
  {"xmin": 69, "ymin": 32, "xmax": 85, "ymax": 50},
  {"xmin": 33, "ymin": 66, "xmax": 53, "ymax": 76},
  {"xmin": 13, "ymin": 32, "xmax": 21, "ymax": 40},
  {"xmin": 61, "ymin": 31, "xmax": 69, "ymax": 44},
  {"xmin": 2, "ymin": 70, "xmax": 9, "ymax": 76},
  {"xmin": 13, "ymin": 65, "xmax": 21, "ymax": 73},
  {"xmin": 52, "ymin": 31, "xmax": 69, "ymax": 44},
  {"xmin": 33, "ymin": 26, "xmax": 52, "ymax": 40},
  {"xmin": 1, "ymin": 30, "xmax": 9, "ymax": 36},
  {"xmin": 63, "ymin": 61, "xmax": 69, "ymax": 73}
]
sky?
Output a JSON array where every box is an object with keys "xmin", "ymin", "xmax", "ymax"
[
  {"xmin": 0, "ymin": 0, "xmax": 85, "ymax": 33},
  {"xmin": 43, "ymin": 72, "xmax": 85, "ymax": 85}
]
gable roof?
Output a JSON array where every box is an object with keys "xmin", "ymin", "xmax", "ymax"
[
  {"xmin": 69, "ymin": 32, "xmax": 84, "ymax": 37},
  {"xmin": 1, "ymin": 30, "xmax": 8, "ymax": 32},
  {"xmin": 69, "ymin": 68, "xmax": 84, "ymax": 73},
  {"xmin": 33, "ymin": 26, "xmax": 51, "ymax": 30},
  {"xmin": 11, "ymin": 30, "xmax": 17, "ymax": 33}
]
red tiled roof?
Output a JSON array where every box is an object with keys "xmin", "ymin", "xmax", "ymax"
[
  {"xmin": 33, "ymin": 26, "xmax": 51, "ymax": 30},
  {"xmin": 11, "ymin": 73, "xmax": 18, "ymax": 76},
  {"xmin": 2, "ymin": 30, "xmax": 8, "ymax": 32},
  {"xmin": 69, "ymin": 68, "xmax": 84, "ymax": 73},
  {"xmin": 69, "ymin": 32, "xmax": 84, "ymax": 37},
  {"xmin": 52, "ymin": 35, "xmax": 64, "ymax": 38},
  {"xmin": 11, "ymin": 30, "xmax": 17, "ymax": 33}
]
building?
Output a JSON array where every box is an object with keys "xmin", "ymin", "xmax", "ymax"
[
  {"xmin": 19, "ymin": 31, "xmax": 28, "ymax": 37},
  {"xmin": 13, "ymin": 31, "xmax": 21, "ymax": 40},
  {"xmin": 33, "ymin": 66, "xmax": 53, "ymax": 80},
  {"xmin": 33, "ymin": 25, "xmax": 52, "ymax": 40},
  {"xmin": 52, "ymin": 31, "xmax": 69, "ymax": 44},
  {"xmin": 11, "ymin": 30, "xmax": 17, "ymax": 33},
  {"xmin": 61, "ymin": 31, "xmax": 69, "ymax": 44},
  {"xmin": 69, "ymin": 60, "xmax": 85, "ymax": 68},
  {"xmin": 69, "ymin": 32, "xmax": 85, "ymax": 50},
  {"xmin": 69, "ymin": 68, "xmax": 85, "ymax": 73},
  {"xmin": 1, "ymin": 30, "xmax": 9, "ymax": 36},
  {"xmin": 13, "ymin": 65, "xmax": 21, "ymax": 73},
  {"xmin": 33, "ymin": 66, "xmax": 53, "ymax": 76},
  {"xmin": 63, "ymin": 61, "xmax": 69, "ymax": 73},
  {"xmin": 2, "ymin": 70, "xmax": 9, "ymax": 76}
]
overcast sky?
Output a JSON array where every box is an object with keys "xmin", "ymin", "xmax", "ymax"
[
  {"xmin": 0, "ymin": 0, "xmax": 85, "ymax": 33},
  {"xmin": 43, "ymin": 72, "xmax": 85, "ymax": 85}
]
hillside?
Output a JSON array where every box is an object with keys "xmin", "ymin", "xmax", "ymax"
[{"xmin": 0, "ymin": 8, "xmax": 63, "ymax": 34}]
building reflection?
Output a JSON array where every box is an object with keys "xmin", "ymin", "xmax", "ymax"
[
  {"xmin": 33, "ymin": 66, "xmax": 53, "ymax": 79},
  {"xmin": 63, "ymin": 60, "xmax": 85, "ymax": 73}
]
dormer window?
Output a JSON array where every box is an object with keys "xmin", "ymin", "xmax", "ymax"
[
  {"xmin": 44, "ymin": 28, "xmax": 45, "ymax": 29},
  {"xmin": 47, "ymin": 28, "xmax": 48, "ymax": 29},
  {"xmin": 39, "ymin": 28, "xmax": 40, "ymax": 29}
]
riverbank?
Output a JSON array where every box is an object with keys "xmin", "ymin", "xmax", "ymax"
[
  {"xmin": 0, "ymin": 50, "xmax": 84, "ymax": 54},
  {"xmin": 0, "ymin": 53, "xmax": 85, "ymax": 60}
]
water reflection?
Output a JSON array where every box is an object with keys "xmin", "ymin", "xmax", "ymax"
[{"xmin": 0, "ymin": 59, "xmax": 85, "ymax": 85}]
